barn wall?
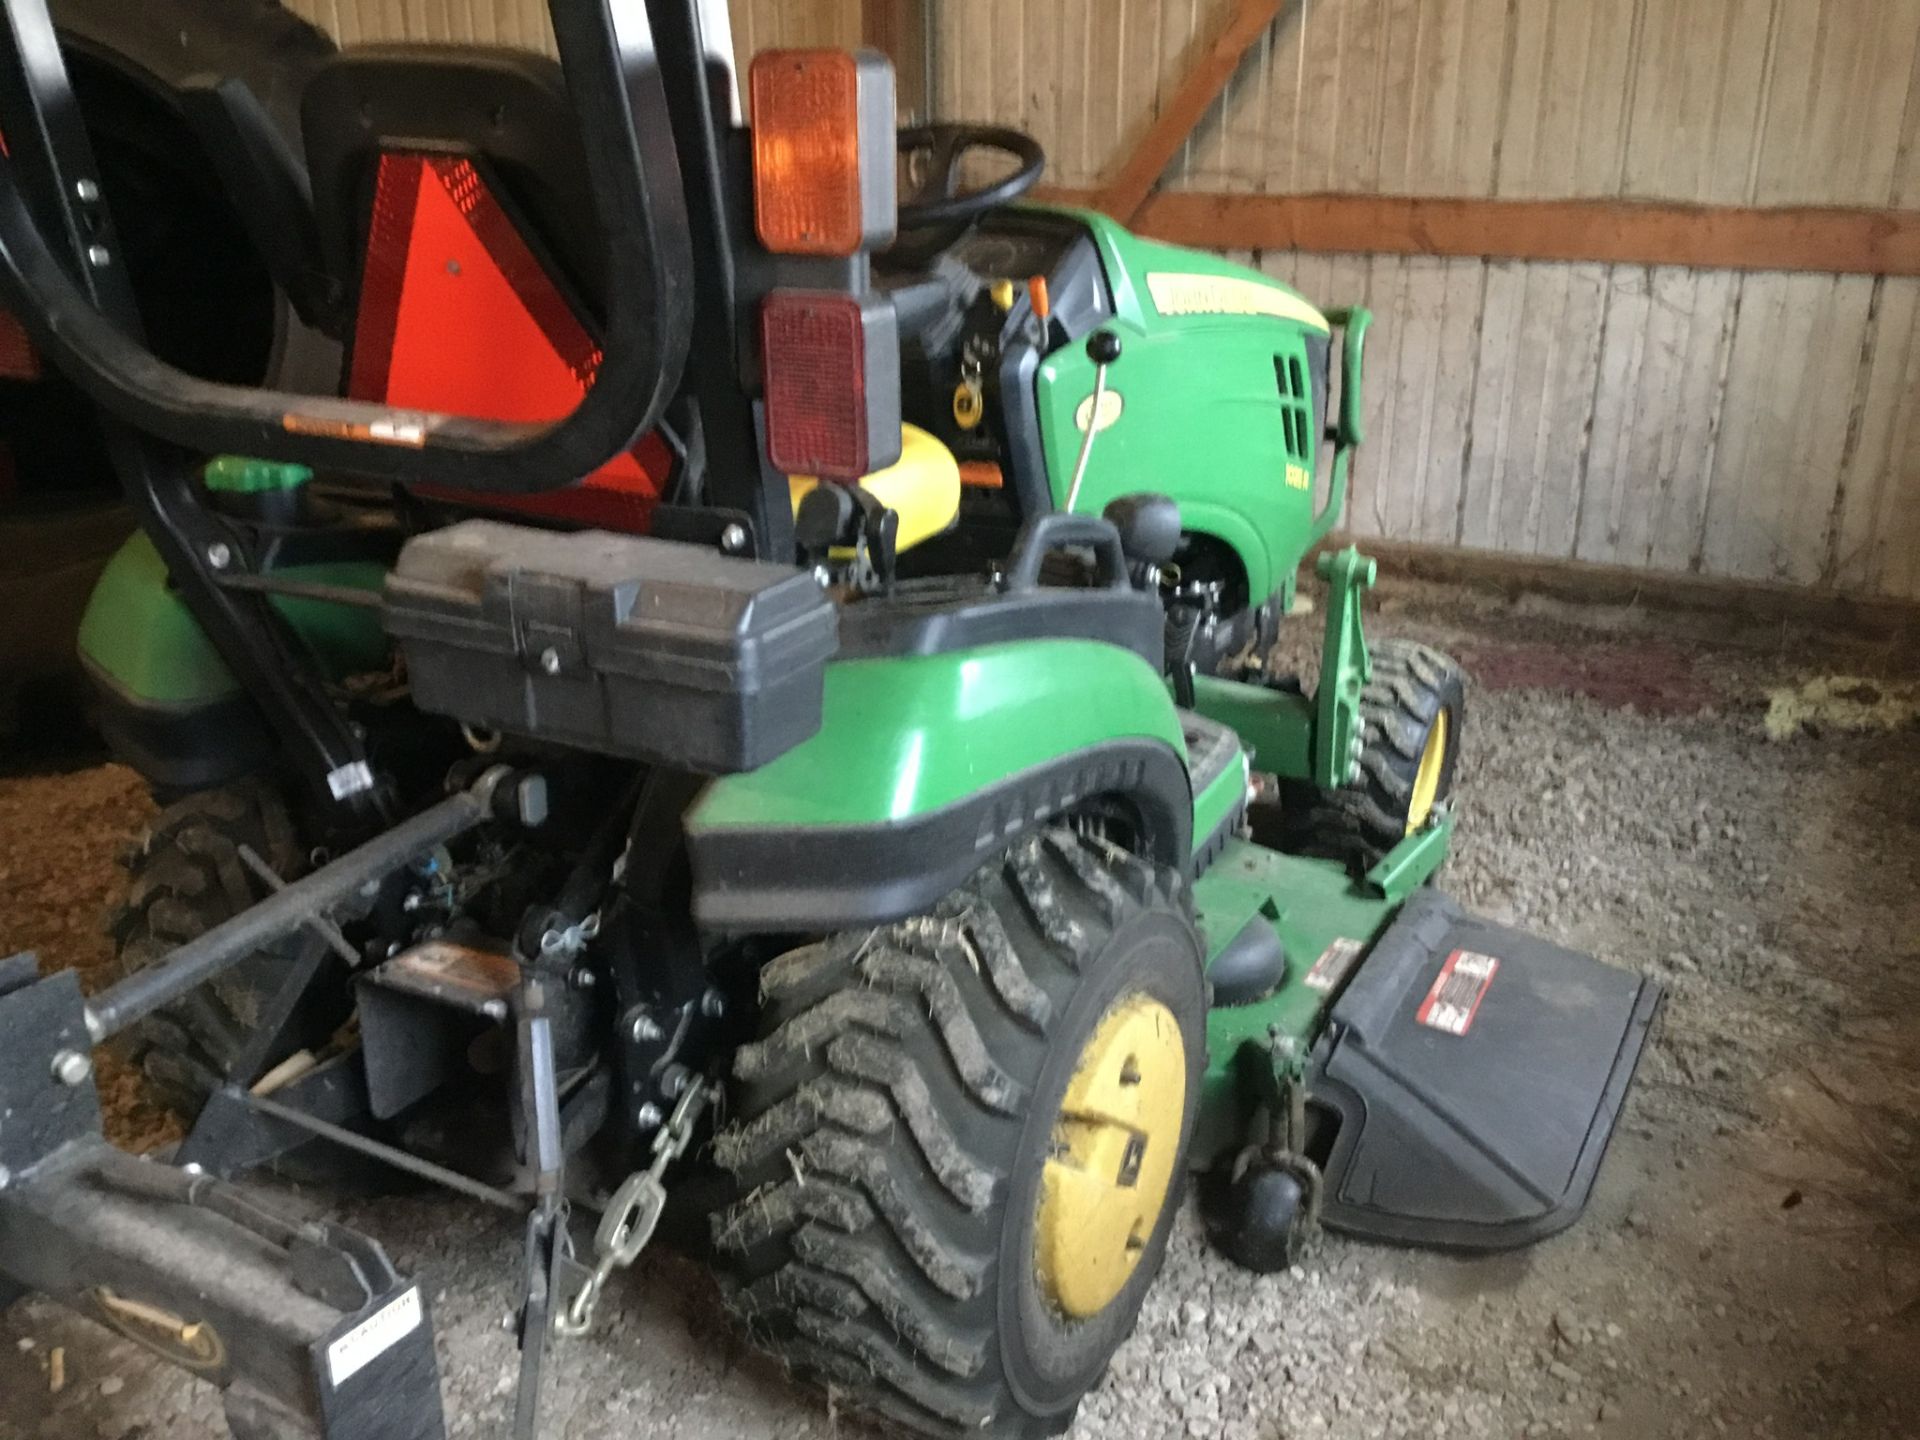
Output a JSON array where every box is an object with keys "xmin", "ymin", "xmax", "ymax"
[
  {"xmin": 938, "ymin": 0, "xmax": 1920, "ymax": 600},
  {"xmin": 279, "ymin": 1, "xmax": 858, "ymax": 64},
  {"xmin": 276, "ymin": 0, "xmax": 1920, "ymax": 599}
]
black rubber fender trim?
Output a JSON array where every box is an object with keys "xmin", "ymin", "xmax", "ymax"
[{"xmin": 689, "ymin": 738, "xmax": 1193, "ymax": 932}]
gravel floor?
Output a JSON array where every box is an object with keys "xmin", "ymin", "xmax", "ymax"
[{"xmin": 3, "ymin": 579, "xmax": 1918, "ymax": 1440}]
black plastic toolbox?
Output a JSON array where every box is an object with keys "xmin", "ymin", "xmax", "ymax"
[{"xmin": 384, "ymin": 520, "xmax": 838, "ymax": 773}]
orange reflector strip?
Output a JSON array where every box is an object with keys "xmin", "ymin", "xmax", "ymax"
[
  {"xmin": 750, "ymin": 51, "xmax": 864, "ymax": 256},
  {"xmin": 958, "ymin": 461, "xmax": 1004, "ymax": 489},
  {"xmin": 1028, "ymin": 275, "xmax": 1052, "ymax": 321}
]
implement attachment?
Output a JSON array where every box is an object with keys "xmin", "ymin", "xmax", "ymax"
[{"xmin": 0, "ymin": 961, "xmax": 443, "ymax": 1440}]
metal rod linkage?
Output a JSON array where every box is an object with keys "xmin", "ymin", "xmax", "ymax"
[
  {"xmin": 85, "ymin": 773, "xmax": 518, "ymax": 1042},
  {"xmin": 245, "ymin": 1093, "xmax": 525, "ymax": 1213}
]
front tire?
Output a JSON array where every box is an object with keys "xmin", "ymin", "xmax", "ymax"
[
  {"xmin": 1279, "ymin": 638, "xmax": 1466, "ymax": 871},
  {"xmin": 712, "ymin": 827, "xmax": 1207, "ymax": 1438}
]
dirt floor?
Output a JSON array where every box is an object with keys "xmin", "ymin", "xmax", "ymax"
[{"xmin": 3, "ymin": 578, "xmax": 1918, "ymax": 1440}]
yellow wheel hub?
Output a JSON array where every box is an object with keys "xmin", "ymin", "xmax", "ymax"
[
  {"xmin": 1034, "ymin": 995, "xmax": 1187, "ymax": 1319},
  {"xmin": 1407, "ymin": 710, "xmax": 1449, "ymax": 833}
]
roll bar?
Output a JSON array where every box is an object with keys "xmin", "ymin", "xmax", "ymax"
[{"xmin": 0, "ymin": 0, "xmax": 694, "ymax": 492}]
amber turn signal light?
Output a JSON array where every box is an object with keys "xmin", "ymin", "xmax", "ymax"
[{"xmin": 749, "ymin": 49, "xmax": 897, "ymax": 256}]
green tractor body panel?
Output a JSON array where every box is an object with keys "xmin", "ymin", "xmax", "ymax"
[
  {"xmin": 1032, "ymin": 209, "xmax": 1333, "ymax": 608},
  {"xmin": 1189, "ymin": 673, "xmax": 1314, "ymax": 781},
  {"xmin": 692, "ymin": 639, "xmax": 1185, "ymax": 829},
  {"xmin": 79, "ymin": 531, "xmax": 389, "ymax": 705},
  {"xmin": 686, "ymin": 638, "xmax": 1195, "ymax": 930}
]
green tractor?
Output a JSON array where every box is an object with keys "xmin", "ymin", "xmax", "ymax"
[{"xmin": 0, "ymin": 6, "xmax": 1657, "ymax": 1439}]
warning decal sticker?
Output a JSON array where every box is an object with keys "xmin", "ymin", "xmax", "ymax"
[
  {"xmin": 1304, "ymin": 937, "xmax": 1365, "ymax": 993},
  {"xmin": 327, "ymin": 1287, "xmax": 422, "ymax": 1388},
  {"xmin": 1415, "ymin": 949, "xmax": 1500, "ymax": 1036}
]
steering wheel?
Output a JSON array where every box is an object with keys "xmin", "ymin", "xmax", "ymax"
[{"xmin": 897, "ymin": 123, "xmax": 1046, "ymax": 230}]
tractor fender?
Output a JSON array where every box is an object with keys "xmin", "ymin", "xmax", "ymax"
[{"xmin": 685, "ymin": 639, "xmax": 1193, "ymax": 932}]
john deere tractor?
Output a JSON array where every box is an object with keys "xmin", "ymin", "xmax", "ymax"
[{"xmin": 0, "ymin": 5, "xmax": 1657, "ymax": 1439}]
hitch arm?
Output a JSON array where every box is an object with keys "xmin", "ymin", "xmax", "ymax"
[{"xmin": 1311, "ymin": 545, "xmax": 1377, "ymax": 790}]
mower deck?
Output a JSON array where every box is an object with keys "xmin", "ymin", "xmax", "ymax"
[
  {"xmin": 1310, "ymin": 889, "xmax": 1661, "ymax": 1249},
  {"xmin": 1193, "ymin": 840, "xmax": 1659, "ymax": 1247}
]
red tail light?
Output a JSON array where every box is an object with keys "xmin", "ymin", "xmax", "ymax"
[
  {"xmin": 0, "ymin": 307, "xmax": 41, "ymax": 382},
  {"xmin": 760, "ymin": 289, "xmax": 899, "ymax": 480}
]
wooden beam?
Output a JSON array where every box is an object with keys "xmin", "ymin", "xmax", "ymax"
[
  {"xmin": 863, "ymin": 0, "xmax": 928, "ymax": 120},
  {"xmin": 1034, "ymin": 189, "xmax": 1920, "ymax": 278},
  {"xmin": 1098, "ymin": 0, "xmax": 1288, "ymax": 224}
]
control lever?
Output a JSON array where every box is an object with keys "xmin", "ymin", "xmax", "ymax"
[{"xmin": 1065, "ymin": 330, "xmax": 1123, "ymax": 513}]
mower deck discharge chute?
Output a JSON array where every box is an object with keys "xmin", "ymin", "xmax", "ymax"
[{"xmin": 0, "ymin": 3, "xmax": 1657, "ymax": 1436}]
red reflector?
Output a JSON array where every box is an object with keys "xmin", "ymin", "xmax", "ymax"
[
  {"xmin": 347, "ymin": 151, "xmax": 670, "ymax": 529},
  {"xmin": 761, "ymin": 290, "xmax": 869, "ymax": 479},
  {"xmin": 0, "ymin": 307, "xmax": 41, "ymax": 381}
]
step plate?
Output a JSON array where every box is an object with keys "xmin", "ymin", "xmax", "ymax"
[{"xmin": 1309, "ymin": 889, "xmax": 1660, "ymax": 1251}]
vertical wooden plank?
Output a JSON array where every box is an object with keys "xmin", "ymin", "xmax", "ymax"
[
  {"xmin": 1497, "ymin": 0, "xmax": 1639, "ymax": 199},
  {"xmin": 1742, "ymin": 0, "xmax": 1920, "ymax": 208},
  {"xmin": 1702, "ymin": 272, "xmax": 1871, "ymax": 583},
  {"xmin": 990, "ymin": 0, "xmax": 1027, "ymax": 158},
  {"xmin": 1015, "ymin": 0, "xmax": 1057, "ymax": 163},
  {"xmin": 1334, "ymin": 0, "xmax": 1390, "ymax": 192},
  {"xmin": 1370, "ymin": 0, "xmax": 1424, "ymax": 195},
  {"xmin": 1535, "ymin": 263, "xmax": 1608, "ymax": 555},
  {"xmin": 1079, "ymin": 0, "xmax": 1129, "ymax": 190},
  {"xmin": 1701, "ymin": 273, "xmax": 1791, "ymax": 577},
  {"xmin": 1416, "ymin": 258, "xmax": 1487, "ymax": 541},
  {"xmin": 1581, "ymin": 267, "xmax": 1743, "ymax": 572},
  {"xmin": 1256, "ymin": 0, "xmax": 1334, "ymax": 193},
  {"xmin": 1624, "ymin": 0, "xmax": 1772, "ymax": 205},
  {"xmin": 1357, "ymin": 256, "xmax": 1483, "ymax": 546},
  {"xmin": 1574, "ymin": 265, "xmax": 1652, "ymax": 564},
  {"xmin": 1490, "ymin": 0, "xmax": 1553, "ymax": 197},
  {"xmin": 1643, "ymin": 269, "xmax": 1741, "ymax": 572},
  {"xmin": 1355, "ymin": 254, "xmax": 1413, "ymax": 536},
  {"xmin": 1457, "ymin": 262, "xmax": 1606, "ymax": 557},
  {"xmin": 1834, "ymin": 280, "xmax": 1920, "ymax": 596},
  {"xmin": 1489, "ymin": 266, "xmax": 1563, "ymax": 550},
  {"xmin": 1458, "ymin": 262, "xmax": 1528, "ymax": 548},
  {"xmin": 1113, "ymin": 0, "xmax": 1167, "ymax": 192},
  {"xmin": 865, "ymin": 0, "xmax": 928, "ymax": 117},
  {"xmin": 1895, "ymin": 31, "xmax": 1920, "ymax": 208}
]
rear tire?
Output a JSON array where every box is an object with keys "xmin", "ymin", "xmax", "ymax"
[
  {"xmin": 712, "ymin": 827, "xmax": 1207, "ymax": 1438},
  {"xmin": 108, "ymin": 780, "xmax": 326, "ymax": 1120},
  {"xmin": 1279, "ymin": 638, "xmax": 1465, "ymax": 871}
]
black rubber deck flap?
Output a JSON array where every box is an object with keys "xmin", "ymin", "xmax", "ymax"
[{"xmin": 1309, "ymin": 889, "xmax": 1660, "ymax": 1251}]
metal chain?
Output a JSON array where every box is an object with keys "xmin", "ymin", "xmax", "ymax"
[{"xmin": 554, "ymin": 1076, "xmax": 706, "ymax": 1336}]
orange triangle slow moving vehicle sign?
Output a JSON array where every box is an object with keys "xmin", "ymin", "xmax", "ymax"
[{"xmin": 347, "ymin": 152, "xmax": 670, "ymax": 529}]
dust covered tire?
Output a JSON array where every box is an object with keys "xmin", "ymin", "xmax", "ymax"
[
  {"xmin": 108, "ymin": 779, "xmax": 318, "ymax": 1120},
  {"xmin": 712, "ymin": 827, "xmax": 1207, "ymax": 1438},
  {"xmin": 1279, "ymin": 638, "xmax": 1466, "ymax": 871}
]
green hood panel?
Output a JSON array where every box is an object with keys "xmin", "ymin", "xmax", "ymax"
[
  {"xmin": 690, "ymin": 639, "xmax": 1187, "ymax": 832},
  {"xmin": 1023, "ymin": 206, "xmax": 1334, "ymax": 608}
]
